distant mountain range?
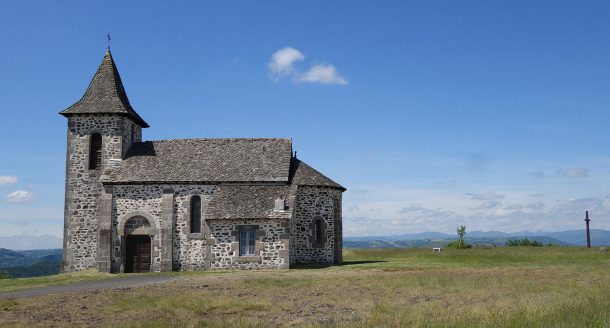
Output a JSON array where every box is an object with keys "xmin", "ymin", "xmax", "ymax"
[
  {"xmin": 344, "ymin": 229, "xmax": 610, "ymax": 248},
  {"xmin": 0, "ymin": 229, "xmax": 607, "ymax": 277},
  {"xmin": 0, "ymin": 248, "xmax": 62, "ymax": 278}
]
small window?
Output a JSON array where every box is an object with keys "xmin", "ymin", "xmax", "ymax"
[
  {"xmin": 314, "ymin": 219, "xmax": 323, "ymax": 243},
  {"xmin": 190, "ymin": 196, "xmax": 201, "ymax": 233},
  {"xmin": 89, "ymin": 133, "xmax": 102, "ymax": 170},
  {"xmin": 239, "ymin": 230, "xmax": 256, "ymax": 256}
]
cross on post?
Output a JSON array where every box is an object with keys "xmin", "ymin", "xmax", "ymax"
[
  {"xmin": 107, "ymin": 33, "xmax": 111, "ymax": 51},
  {"xmin": 585, "ymin": 211, "xmax": 591, "ymax": 248}
]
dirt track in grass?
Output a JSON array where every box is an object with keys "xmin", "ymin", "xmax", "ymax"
[{"xmin": 0, "ymin": 275, "xmax": 175, "ymax": 300}]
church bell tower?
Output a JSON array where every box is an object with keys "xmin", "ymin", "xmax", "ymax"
[{"xmin": 59, "ymin": 50, "xmax": 149, "ymax": 272}]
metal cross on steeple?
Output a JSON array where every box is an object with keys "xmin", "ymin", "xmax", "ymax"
[{"xmin": 107, "ymin": 33, "xmax": 111, "ymax": 51}]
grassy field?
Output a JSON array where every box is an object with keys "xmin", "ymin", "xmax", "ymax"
[
  {"xmin": 0, "ymin": 247, "xmax": 609, "ymax": 327},
  {"xmin": 0, "ymin": 269, "xmax": 120, "ymax": 293}
]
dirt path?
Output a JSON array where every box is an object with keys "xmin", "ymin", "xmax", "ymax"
[{"xmin": 0, "ymin": 275, "xmax": 175, "ymax": 300}]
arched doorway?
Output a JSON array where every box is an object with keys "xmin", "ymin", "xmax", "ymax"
[{"xmin": 124, "ymin": 216, "xmax": 152, "ymax": 273}]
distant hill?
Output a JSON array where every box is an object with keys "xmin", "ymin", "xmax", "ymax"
[
  {"xmin": 344, "ymin": 229, "xmax": 610, "ymax": 248},
  {"xmin": 0, "ymin": 248, "xmax": 62, "ymax": 278},
  {"xmin": 0, "ymin": 248, "xmax": 29, "ymax": 267},
  {"xmin": 345, "ymin": 232, "xmax": 454, "ymax": 242},
  {"xmin": 546, "ymin": 229, "xmax": 610, "ymax": 246}
]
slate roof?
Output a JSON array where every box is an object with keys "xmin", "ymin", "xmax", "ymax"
[
  {"xmin": 290, "ymin": 159, "xmax": 346, "ymax": 191},
  {"xmin": 100, "ymin": 138, "xmax": 293, "ymax": 183},
  {"xmin": 206, "ymin": 185, "xmax": 294, "ymax": 219},
  {"xmin": 60, "ymin": 51, "xmax": 149, "ymax": 128}
]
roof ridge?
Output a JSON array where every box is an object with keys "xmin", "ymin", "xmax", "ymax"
[{"xmin": 141, "ymin": 138, "xmax": 292, "ymax": 143}]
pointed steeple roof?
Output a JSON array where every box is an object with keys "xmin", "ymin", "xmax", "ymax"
[{"xmin": 60, "ymin": 50, "xmax": 149, "ymax": 128}]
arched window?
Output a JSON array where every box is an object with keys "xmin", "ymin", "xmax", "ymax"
[
  {"xmin": 190, "ymin": 195, "xmax": 201, "ymax": 233},
  {"xmin": 89, "ymin": 133, "xmax": 102, "ymax": 170}
]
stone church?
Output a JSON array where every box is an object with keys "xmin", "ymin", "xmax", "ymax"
[{"xmin": 60, "ymin": 50, "xmax": 345, "ymax": 273}]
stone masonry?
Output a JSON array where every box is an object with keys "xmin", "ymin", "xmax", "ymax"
[
  {"xmin": 108, "ymin": 185, "xmax": 292, "ymax": 271},
  {"xmin": 290, "ymin": 186, "xmax": 343, "ymax": 265},
  {"xmin": 61, "ymin": 115, "xmax": 141, "ymax": 272}
]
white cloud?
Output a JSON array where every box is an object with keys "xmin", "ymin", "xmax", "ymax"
[
  {"xmin": 344, "ymin": 195, "xmax": 610, "ymax": 237},
  {"xmin": 268, "ymin": 47, "xmax": 304, "ymax": 80},
  {"xmin": 526, "ymin": 202, "xmax": 546, "ymax": 210},
  {"xmin": 0, "ymin": 176, "xmax": 18, "ymax": 185},
  {"xmin": 465, "ymin": 192, "xmax": 505, "ymax": 201},
  {"xmin": 5, "ymin": 190, "xmax": 34, "ymax": 203},
  {"xmin": 557, "ymin": 167, "xmax": 589, "ymax": 177},
  {"xmin": 268, "ymin": 47, "xmax": 348, "ymax": 85},
  {"xmin": 342, "ymin": 184, "xmax": 610, "ymax": 236},
  {"xmin": 296, "ymin": 64, "xmax": 348, "ymax": 85},
  {"xmin": 476, "ymin": 200, "xmax": 503, "ymax": 209}
]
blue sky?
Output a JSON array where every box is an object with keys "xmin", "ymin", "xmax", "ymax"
[{"xmin": 1, "ymin": 1, "xmax": 610, "ymax": 246}]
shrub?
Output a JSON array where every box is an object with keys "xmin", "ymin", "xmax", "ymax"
[
  {"xmin": 505, "ymin": 237, "xmax": 544, "ymax": 247},
  {"xmin": 446, "ymin": 240, "xmax": 472, "ymax": 249},
  {"xmin": 447, "ymin": 225, "xmax": 472, "ymax": 249}
]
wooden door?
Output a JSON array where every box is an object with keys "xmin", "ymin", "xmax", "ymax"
[{"xmin": 125, "ymin": 235, "xmax": 151, "ymax": 273}]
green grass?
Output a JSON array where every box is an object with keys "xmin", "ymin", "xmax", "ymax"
[
  {"xmin": 1, "ymin": 247, "xmax": 609, "ymax": 327},
  {"xmin": 0, "ymin": 269, "xmax": 178, "ymax": 293},
  {"xmin": 342, "ymin": 246, "xmax": 610, "ymax": 270},
  {"xmin": 0, "ymin": 269, "xmax": 117, "ymax": 292}
]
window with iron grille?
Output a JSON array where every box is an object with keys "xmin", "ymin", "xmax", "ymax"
[
  {"xmin": 239, "ymin": 230, "xmax": 256, "ymax": 256},
  {"xmin": 190, "ymin": 195, "xmax": 201, "ymax": 233},
  {"xmin": 89, "ymin": 133, "xmax": 102, "ymax": 170}
]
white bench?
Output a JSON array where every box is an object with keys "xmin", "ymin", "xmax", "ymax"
[{"xmin": 432, "ymin": 247, "xmax": 442, "ymax": 253}]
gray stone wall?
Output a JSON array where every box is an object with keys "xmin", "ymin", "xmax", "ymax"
[
  {"xmin": 62, "ymin": 115, "xmax": 138, "ymax": 272},
  {"xmin": 208, "ymin": 219, "xmax": 289, "ymax": 270},
  {"xmin": 110, "ymin": 184, "xmax": 290, "ymax": 271},
  {"xmin": 169, "ymin": 185, "xmax": 215, "ymax": 270},
  {"xmin": 121, "ymin": 121, "xmax": 142, "ymax": 156},
  {"xmin": 111, "ymin": 184, "xmax": 216, "ymax": 272},
  {"xmin": 110, "ymin": 183, "xmax": 340, "ymax": 271},
  {"xmin": 290, "ymin": 186, "xmax": 343, "ymax": 265}
]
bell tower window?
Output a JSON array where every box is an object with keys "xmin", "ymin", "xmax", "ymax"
[{"xmin": 89, "ymin": 133, "xmax": 102, "ymax": 170}]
